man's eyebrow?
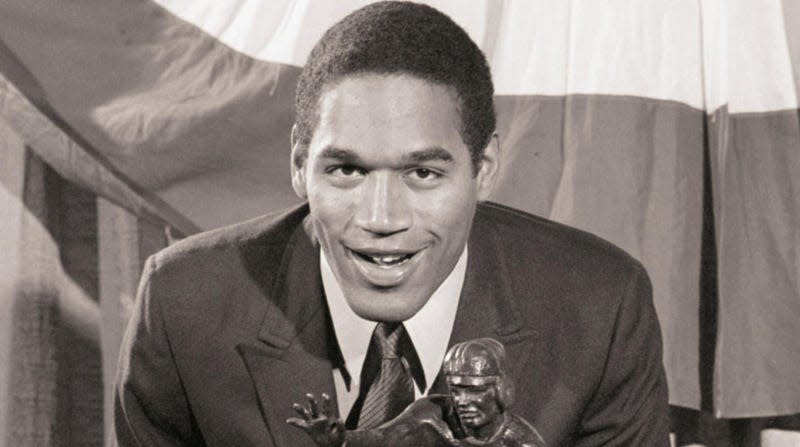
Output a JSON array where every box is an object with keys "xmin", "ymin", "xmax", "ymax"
[
  {"xmin": 403, "ymin": 147, "xmax": 454, "ymax": 164},
  {"xmin": 319, "ymin": 146, "xmax": 362, "ymax": 163},
  {"xmin": 318, "ymin": 146, "xmax": 454, "ymax": 165}
]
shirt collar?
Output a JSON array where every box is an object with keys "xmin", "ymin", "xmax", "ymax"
[{"xmin": 321, "ymin": 245, "xmax": 468, "ymax": 394}]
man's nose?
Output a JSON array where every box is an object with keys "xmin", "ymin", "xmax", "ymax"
[{"xmin": 355, "ymin": 172, "xmax": 412, "ymax": 235}]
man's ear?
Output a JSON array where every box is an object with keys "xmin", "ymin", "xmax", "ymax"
[
  {"xmin": 290, "ymin": 124, "xmax": 308, "ymax": 199},
  {"xmin": 476, "ymin": 133, "xmax": 500, "ymax": 201}
]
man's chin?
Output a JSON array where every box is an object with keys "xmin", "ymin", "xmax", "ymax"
[{"xmin": 345, "ymin": 290, "xmax": 428, "ymax": 322}]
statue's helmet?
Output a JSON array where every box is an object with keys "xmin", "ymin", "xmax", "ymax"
[
  {"xmin": 443, "ymin": 338, "xmax": 506, "ymax": 385},
  {"xmin": 443, "ymin": 338, "xmax": 514, "ymax": 408}
]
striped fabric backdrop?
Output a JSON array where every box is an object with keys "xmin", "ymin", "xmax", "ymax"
[{"xmin": 0, "ymin": 0, "xmax": 798, "ymax": 445}]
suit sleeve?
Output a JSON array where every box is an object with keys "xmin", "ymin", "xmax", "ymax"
[
  {"xmin": 114, "ymin": 256, "xmax": 200, "ymax": 446},
  {"xmin": 576, "ymin": 261, "xmax": 671, "ymax": 446}
]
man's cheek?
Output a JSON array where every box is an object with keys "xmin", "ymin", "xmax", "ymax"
[
  {"xmin": 415, "ymin": 201, "xmax": 463, "ymax": 231},
  {"xmin": 311, "ymin": 201, "xmax": 349, "ymax": 230}
]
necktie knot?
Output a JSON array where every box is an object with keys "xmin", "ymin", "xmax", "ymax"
[{"xmin": 373, "ymin": 322, "xmax": 403, "ymax": 359}]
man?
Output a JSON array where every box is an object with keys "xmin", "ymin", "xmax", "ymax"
[{"xmin": 115, "ymin": 2, "xmax": 670, "ymax": 446}]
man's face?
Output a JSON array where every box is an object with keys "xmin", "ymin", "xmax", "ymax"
[
  {"xmin": 448, "ymin": 381, "xmax": 503, "ymax": 437},
  {"xmin": 292, "ymin": 74, "xmax": 497, "ymax": 322}
]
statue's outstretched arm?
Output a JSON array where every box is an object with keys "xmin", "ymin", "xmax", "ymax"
[{"xmin": 286, "ymin": 393, "xmax": 346, "ymax": 447}]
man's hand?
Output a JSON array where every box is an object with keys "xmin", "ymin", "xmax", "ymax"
[{"xmin": 287, "ymin": 393, "xmax": 346, "ymax": 447}]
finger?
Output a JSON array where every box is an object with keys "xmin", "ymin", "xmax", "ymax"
[
  {"xmin": 307, "ymin": 393, "xmax": 320, "ymax": 418},
  {"xmin": 320, "ymin": 393, "xmax": 331, "ymax": 416},
  {"xmin": 293, "ymin": 403, "xmax": 311, "ymax": 419},
  {"xmin": 286, "ymin": 417, "xmax": 309, "ymax": 428}
]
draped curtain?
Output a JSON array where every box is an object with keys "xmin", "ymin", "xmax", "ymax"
[{"xmin": 0, "ymin": 1, "xmax": 798, "ymax": 445}]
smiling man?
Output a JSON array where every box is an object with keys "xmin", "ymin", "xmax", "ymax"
[
  {"xmin": 115, "ymin": 2, "xmax": 669, "ymax": 446},
  {"xmin": 294, "ymin": 73, "xmax": 491, "ymax": 323}
]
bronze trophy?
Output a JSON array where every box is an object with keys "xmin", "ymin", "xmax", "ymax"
[{"xmin": 288, "ymin": 338, "xmax": 546, "ymax": 446}]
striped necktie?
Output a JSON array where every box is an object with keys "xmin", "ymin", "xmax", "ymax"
[{"xmin": 350, "ymin": 322, "xmax": 415, "ymax": 429}]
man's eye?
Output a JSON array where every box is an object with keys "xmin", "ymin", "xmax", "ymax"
[
  {"xmin": 328, "ymin": 165, "xmax": 364, "ymax": 177},
  {"xmin": 408, "ymin": 168, "xmax": 441, "ymax": 181}
]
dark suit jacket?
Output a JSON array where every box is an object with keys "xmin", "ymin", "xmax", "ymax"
[{"xmin": 115, "ymin": 202, "xmax": 669, "ymax": 446}]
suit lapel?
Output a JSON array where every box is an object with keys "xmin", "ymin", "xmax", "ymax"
[
  {"xmin": 237, "ymin": 221, "xmax": 339, "ymax": 447},
  {"xmin": 431, "ymin": 206, "xmax": 538, "ymax": 394}
]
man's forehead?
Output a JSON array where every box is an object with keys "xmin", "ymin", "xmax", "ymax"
[
  {"xmin": 317, "ymin": 73, "xmax": 459, "ymax": 120},
  {"xmin": 308, "ymin": 73, "xmax": 468, "ymax": 160}
]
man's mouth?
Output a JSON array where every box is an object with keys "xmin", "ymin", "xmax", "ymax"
[
  {"xmin": 351, "ymin": 250, "xmax": 415, "ymax": 267},
  {"xmin": 345, "ymin": 246, "xmax": 425, "ymax": 287}
]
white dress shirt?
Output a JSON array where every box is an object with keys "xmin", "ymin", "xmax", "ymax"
[{"xmin": 320, "ymin": 246, "xmax": 468, "ymax": 417}]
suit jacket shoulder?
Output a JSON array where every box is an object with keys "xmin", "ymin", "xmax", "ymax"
[
  {"xmin": 143, "ymin": 204, "xmax": 309, "ymax": 316},
  {"xmin": 471, "ymin": 202, "xmax": 668, "ymax": 446},
  {"xmin": 151, "ymin": 203, "xmax": 309, "ymax": 280},
  {"xmin": 116, "ymin": 203, "xmax": 327, "ymax": 446},
  {"xmin": 475, "ymin": 201, "xmax": 648, "ymax": 310}
]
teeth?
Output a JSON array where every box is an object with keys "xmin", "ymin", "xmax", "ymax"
[{"xmin": 361, "ymin": 253, "xmax": 411, "ymax": 266}]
